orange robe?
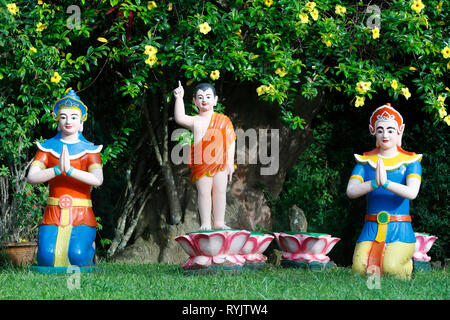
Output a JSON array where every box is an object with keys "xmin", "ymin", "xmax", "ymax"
[
  {"xmin": 188, "ymin": 112, "xmax": 236, "ymax": 183},
  {"xmin": 32, "ymin": 150, "xmax": 102, "ymax": 227}
]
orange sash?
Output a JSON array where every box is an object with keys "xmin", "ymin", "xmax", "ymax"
[{"xmin": 188, "ymin": 113, "xmax": 236, "ymax": 183}]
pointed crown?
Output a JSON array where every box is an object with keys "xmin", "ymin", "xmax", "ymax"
[
  {"xmin": 369, "ymin": 103, "xmax": 404, "ymax": 135},
  {"xmin": 52, "ymin": 88, "xmax": 88, "ymax": 121}
]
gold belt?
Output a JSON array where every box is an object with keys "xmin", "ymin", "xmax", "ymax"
[
  {"xmin": 46, "ymin": 195, "xmax": 92, "ymax": 227},
  {"xmin": 47, "ymin": 196, "xmax": 92, "ymax": 207}
]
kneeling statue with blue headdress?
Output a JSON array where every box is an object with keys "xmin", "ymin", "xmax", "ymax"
[{"xmin": 27, "ymin": 89, "xmax": 103, "ymax": 272}]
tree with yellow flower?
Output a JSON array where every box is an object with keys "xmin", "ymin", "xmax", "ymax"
[
  {"xmin": 1, "ymin": 0, "xmax": 449, "ymax": 264},
  {"xmin": 0, "ymin": 1, "xmax": 113, "ymax": 247}
]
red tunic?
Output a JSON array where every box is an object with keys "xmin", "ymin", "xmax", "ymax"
[{"xmin": 33, "ymin": 150, "xmax": 102, "ymax": 227}]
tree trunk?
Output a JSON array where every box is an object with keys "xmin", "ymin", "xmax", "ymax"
[{"xmin": 143, "ymin": 91, "xmax": 182, "ymax": 225}]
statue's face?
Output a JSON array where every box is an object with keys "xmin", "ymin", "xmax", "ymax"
[
  {"xmin": 57, "ymin": 108, "xmax": 83, "ymax": 137},
  {"xmin": 193, "ymin": 88, "xmax": 217, "ymax": 112},
  {"xmin": 375, "ymin": 120, "xmax": 401, "ymax": 151}
]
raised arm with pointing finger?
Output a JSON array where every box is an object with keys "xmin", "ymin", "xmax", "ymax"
[{"xmin": 173, "ymin": 82, "xmax": 236, "ymax": 231}]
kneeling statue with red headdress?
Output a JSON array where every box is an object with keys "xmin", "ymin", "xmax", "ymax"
[{"xmin": 346, "ymin": 104, "xmax": 422, "ymax": 280}]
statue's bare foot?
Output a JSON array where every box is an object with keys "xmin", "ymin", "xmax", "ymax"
[
  {"xmin": 199, "ymin": 224, "xmax": 212, "ymax": 231},
  {"xmin": 213, "ymin": 224, "xmax": 231, "ymax": 230}
]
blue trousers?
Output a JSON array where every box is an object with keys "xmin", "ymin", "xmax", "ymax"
[{"xmin": 37, "ymin": 225, "xmax": 96, "ymax": 267}]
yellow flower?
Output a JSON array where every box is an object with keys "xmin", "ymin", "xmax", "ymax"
[
  {"xmin": 37, "ymin": 0, "xmax": 43, "ymax": 5},
  {"xmin": 401, "ymin": 87, "xmax": 411, "ymax": 99},
  {"xmin": 372, "ymin": 27, "xmax": 380, "ymax": 39},
  {"xmin": 437, "ymin": 95, "xmax": 446, "ymax": 106},
  {"xmin": 437, "ymin": 1, "xmax": 443, "ymax": 13},
  {"xmin": 411, "ymin": 0, "xmax": 425, "ymax": 14},
  {"xmin": 335, "ymin": 5, "xmax": 347, "ymax": 15},
  {"xmin": 36, "ymin": 22, "xmax": 47, "ymax": 32},
  {"xmin": 199, "ymin": 22, "xmax": 211, "ymax": 35},
  {"xmin": 444, "ymin": 115, "xmax": 450, "ymax": 125},
  {"xmin": 145, "ymin": 55, "xmax": 158, "ymax": 66},
  {"xmin": 7, "ymin": 3, "xmax": 19, "ymax": 15},
  {"xmin": 97, "ymin": 37, "xmax": 108, "ymax": 43},
  {"xmin": 210, "ymin": 70, "xmax": 220, "ymax": 81},
  {"xmin": 356, "ymin": 81, "xmax": 371, "ymax": 94},
  {"xmin": 321, "ymin": 34, "xmax": 334, "ymax": 48},
  {"xmin": 275, "ymin": 67, "xmax": 287, "ymax": 77},
  {"xmin": 438, "ymin": 107, "xmax": 447, "ymax": 118},
  {"xmin": 391, "ymin": 80, "xmax": 398, "ymax": 90},
  {"xmin": 299, "ymin": 13, "xmax": 309, "ymax": 24},
  {"xmin": 391, "ymin": 79, "xmax": 398, "ymax": 90},
  {"xmin": 257, "ymin": 85, "xmax": 268, "ymax": 96},
  {"xmin": 50, "ymin": 72, "xmax": 61, "ymax": 84},
  {"xmin": 447, "ymin": 61, "xmax": 450, "ymax": 70},
  {"xmin": 147, "ymin": 1, "xmax": 157, "ymax": 10},
  {"xmin": 441, "ymin": 47, "xmax": 450, "ymax": 59},
  {"xmin": 167, "ymin": 3, "xmax": 173, "ymax": 11},
  {"xmin": 310, "ymin": 8, "xmax": 319, "ymax": 21},
  {"xmin": 355, "ymin": 96, "xmax": 365, "ymax": 107},
  {"xmin": 264, "ymin": 0, "xmax": 273, "ymax": 7},
  {"xmin": 266, "ymin": 84, "xmax": 275, "ymax": 95},
  {"xmin": 409, "ymin": 67, "xmax": 417, "ymax": 71},
  {"xmin": 305, "ymin": 2, "xmax": 316, "ymax": 10},
  {"xmin": 30, "ymin": 47, "xmax": 37, "ymax": 53},
  {"xmin": 144, "ymin": 45, "xmax": 158, "ymax": 56}
]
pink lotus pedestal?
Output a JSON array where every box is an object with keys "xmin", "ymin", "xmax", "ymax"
[
  {"xmin": 413, "ymin": 232, "xmax": 438, "ymax": 272},
  {"xmin": 273, "ymin": 232, "xmax": 340, "ymax": 270},
  {"xmin": 240, "ymin": 232, "xmax": 274, "ymax": 270},
  {"xmin": 175, "ymin": 229, "xmax": 250, "ymax": 274}
]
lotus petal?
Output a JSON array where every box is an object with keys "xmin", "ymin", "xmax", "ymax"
[
  {"xmin": 227, "ymin": 231, "xmax": 251, "ymax": 254},
  {"xmin": 175, "ymin": 236, "xmax": 198, "ymax": 257},
  {"xmin": 212, "ymin": 254, "xmax": 227, "ymax": 265},
  {"xmin": 304, "ymin": 237, "xmax": 326, "ymax": 254},
  {"xmin": 194, "ymin": 232, "xmax": 225, "ymax": 256},
  {"xmin": 192, "ymin": 255, "xmax": 212, "ymax": 267},
  {"xmin": 323, "ymin": 237, "xmax": 340, "ymax": 255},
  {"xmin": 255, "ymin": 236, "xmax": 274, "ymax": 254},
  {"xmin": 240, "ymin": 237, "xmax": 256, "ymax": 254},
  {"xmin": 312, "ymin": 253, "xmax": 330, "ymax": 263},
  {"xmin": 279, "ymin": 234, "xmax": 302, "ymax": 254},
  {"xmin": 423, "ymin": 236, "xmax": 437, "ymax": 253}
]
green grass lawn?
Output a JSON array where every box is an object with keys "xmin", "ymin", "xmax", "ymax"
[{"xmin": 0, "ymin": 262, "xmax": 448, "ymax": 300}]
